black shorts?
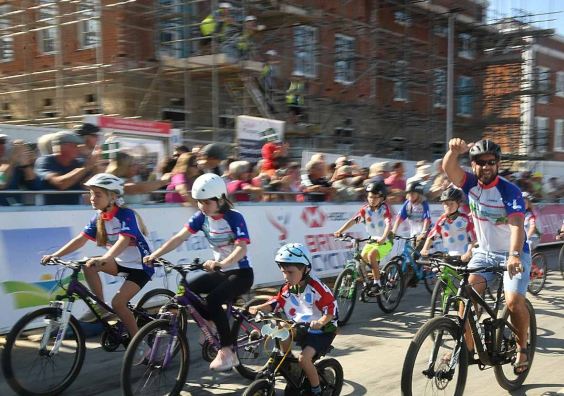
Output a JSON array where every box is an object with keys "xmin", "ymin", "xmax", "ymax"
[
  {"xmin": 296, "ymin": 331, "xmax": 336, "ymax": 355},
  {"xmin": 116, "ymin": 264, "xmax": 151, "ymax": 289}
]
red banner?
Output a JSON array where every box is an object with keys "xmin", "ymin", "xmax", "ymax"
[{"xmin": 98, "ymin": 116, "xmax": 171, "ymax": 136}]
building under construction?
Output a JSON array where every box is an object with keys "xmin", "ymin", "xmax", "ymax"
[{"xmin": 0, "ymin": 0, "xmax": 561, "ymax": 161}]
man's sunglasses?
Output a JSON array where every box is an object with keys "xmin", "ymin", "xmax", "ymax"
[{"xmin": 474, "ymin": 159, "xmax": 498, "ymax": 166}]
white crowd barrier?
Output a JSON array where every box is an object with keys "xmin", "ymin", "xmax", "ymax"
[{"xmin": 1, "ymin": 202, "xmax": 562, "ymax": 333}]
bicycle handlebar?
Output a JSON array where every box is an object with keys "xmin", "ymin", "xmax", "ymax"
[
  {"xmin": 43, "ymin": 257, "xmax": 89, "ymax": 269},
  {"xmin": 393, "ymin": 235, "xmax": 418, "ymax": 242},
  {"xmin": 151, "ymin": 257, "xmax": 206, "ymax": 272},
  {"xmin": 335, "ymin": 234, "xmax": 372, "ymax": 243},
  {"xmin": 254, "ymin": 311, "xmax": 311, "ymax": 330},
  {"xmin": 433, "ymin": 260, "xmax": 507, "ymax": 275}
]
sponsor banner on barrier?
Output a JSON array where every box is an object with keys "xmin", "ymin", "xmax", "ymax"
[{"xmin": 0, "ymin": 202, "xmax": 562, "ymax": 332}]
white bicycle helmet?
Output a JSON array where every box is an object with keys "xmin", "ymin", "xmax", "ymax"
[
  {"xmin": 275, "ymin": 243, "xmax": 312, "ymax": 269},
  {"xmin": 192, "ymin": 173, "xmax": 227, "ymax": 200},
  {"xmin": 84, "ymin": 173, "xmax": 124, "ymax": 195}
]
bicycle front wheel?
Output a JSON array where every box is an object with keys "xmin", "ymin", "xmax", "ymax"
[
  {"xmin": 1, "ymin": 307, "xmax": 86, "ymax": 396},
  {"xmin": 493, "ymin": 299, "xmax": 537, "ymax": 391},
  {"xmin": 401, "ymin": 317, "xmax": 468, "ymax": 396},
  {"xmin": 242, "ymin": 379, "xmax": 275, "ymax": 396},
  {"xmin": 527, "ymin": 253, "xmax": 547, "ymax": 295},
  {"xmin": 121, "ymin": 319, "xmax": 189, "ymax": 396},
  {"xmin": 316, "ymin": 358, "xmax": 344, "ymax": 396},
  {"xmin": 378, "ymin": 261, "xmax": 404, "ymax": 313},
  {"xmin": 333, "ymin": 267, "xmax": 358, "ymax": 325}
]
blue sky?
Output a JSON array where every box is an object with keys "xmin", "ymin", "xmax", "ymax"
[{"xmin": 487, "ymin": 0, "xmax": 564, "ymax": 35}]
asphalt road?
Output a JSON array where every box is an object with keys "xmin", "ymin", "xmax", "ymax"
[{"xmin": 1, "ymin": 246, "xmax": 563, "ymax": 396}]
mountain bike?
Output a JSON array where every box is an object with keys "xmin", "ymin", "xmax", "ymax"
[
  {"xmin": 242, "ymin": 312, "xmax": 343, "ymax": 396},
  {"xmin": 527, "ymin": 250, "xmax": 548, "ymax": 295},
  {"xmin": 332, "ymin": 234, "xmax": 404, "ymax": 325},
  {"xmin": 387, "ymin": 235, "xmax": 437, "ymax": 294},
  {"xmin": 401, "ymin": 262, "xmax": 536, "ymax": 395},
  {"xmin": 1, "ymin": 257, "xmax": 174, "ymax": 396},
  {"xmin": 121, "ymin": 258, "xmax": 268, "ymax": 396}
]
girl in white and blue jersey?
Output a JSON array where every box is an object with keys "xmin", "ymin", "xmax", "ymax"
[
  {"xmin": 41, "ymin": 173, "xmax": 153, "ymax": 337},
  {"xmin": 145, "ymin": 173, "xmax": 253, "ymax": 372}
]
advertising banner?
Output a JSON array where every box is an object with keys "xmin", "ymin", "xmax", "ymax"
[
  {"xmin": 1, "ymin": 202, "xmax": 562, "ymax": 332},
  {"xmin": 236, "ymin": 115, "xmax": 285, "ymax": 162}
]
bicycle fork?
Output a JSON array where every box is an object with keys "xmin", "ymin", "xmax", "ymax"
[{"xmin": 44, "ymin": 300, "xmax": 73, "ymax": 356}]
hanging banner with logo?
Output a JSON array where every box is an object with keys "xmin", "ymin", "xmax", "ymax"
[{"xmin": 236, "ymin": 115, "xmax": 285, "ymax": 162}]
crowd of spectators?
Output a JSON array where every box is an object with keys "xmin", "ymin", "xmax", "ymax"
[{"xmin": 1, "ymin": 128, "xmax": 563, "ymax": 207}]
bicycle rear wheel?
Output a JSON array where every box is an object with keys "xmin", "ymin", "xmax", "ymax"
[
  {"xmin": 493, "ymin": 299, "xmax": 536, "ymax": 391},
  {"xmin": 333, "ymin": 267, "xmax": 358, "ymax": 325},
  {"xmin": 401, "ymin": 317, "xmax": 468, "ymax": 396},
  {"xmin": 233, "ymin": 297, "xmax": 271, "ymax": 380},
  {"xmin": 121, "ymin": 319, "xmax": 189, "ymax": 396},
  {"xmin": 527, "ymin": 253, "xmax": 547, "ymax": 295},
  {"xmin": 378, "ymin": 261, "xmax": 404, "ymax": 313},
  {"xmin": 1, "ymin": 307, "xmax": 86, "ymax": 396}
]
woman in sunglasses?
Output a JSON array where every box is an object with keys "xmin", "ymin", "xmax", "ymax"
[
  {"xmin": 144, "ymin": 173, "xmax": 253, "ymax": 372},
  {"xmin": 443, "ymin": 138, "xmax": 531, "ymax": 375}
]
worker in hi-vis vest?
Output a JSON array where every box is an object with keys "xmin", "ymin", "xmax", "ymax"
[{"xmin": 286, "ymin": 74, "xmax": 305, "ymax": 123}]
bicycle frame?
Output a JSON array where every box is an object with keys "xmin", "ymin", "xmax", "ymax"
[
  {"xmin": 440, "ymin": 270, "xmax": 518, "ymax": 370},
  {"xmin": 46, "ymin": 259, "xmax": 154, "ymax": 355},
  {"xmin": 343, "ymin": 237, "xmax": 372, "ymax": 285},
  {"xmin": 154, "ymin": 261, "xmax": 261, "ymax": 367},
  {"xmin": 393, "ymin": 236, "xmax": 427, "ymax": 281}
]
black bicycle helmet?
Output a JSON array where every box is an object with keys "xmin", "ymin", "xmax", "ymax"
[
  {"xmin": 439, "ymin": 186, "xmax": 464, "ymax": 202},
  {"xmin": 406, "ymin": 181, "xmax": 425, "ymax": 195},
  {"xmin": 365, "ymin": 181, "xmax": 387, "ymax": 198},
  {"xmin": 468, "ymin": 139, "xmax": 501, "ymax": 161}
]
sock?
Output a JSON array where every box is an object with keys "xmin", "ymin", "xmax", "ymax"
[{"xmin": 311, "ymin": 385, "xmax": 321, "ymax": 395}]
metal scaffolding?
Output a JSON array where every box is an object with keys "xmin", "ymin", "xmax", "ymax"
[{"xmin": 0, "ymin": 0, "xmax": 557, "ymax": 159}]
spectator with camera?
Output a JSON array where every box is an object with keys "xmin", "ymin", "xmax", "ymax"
[
  {"xmin": 0, "ymin": 135, "xmax": 40, "ymax": 206},
  {"xmin": 300, "ymin": 159, "xmax": 335, "ymax": 202},
  {"xmin": 35, "ymin": 131, "xmax": 103, "ymax": 205}
]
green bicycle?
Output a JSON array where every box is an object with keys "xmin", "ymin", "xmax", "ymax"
[{"xmin": 332, "ymin": 234, "xmax": 405, "ymax": 326}]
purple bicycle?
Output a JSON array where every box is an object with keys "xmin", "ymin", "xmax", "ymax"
[
  {"xmin": 1, "ymin": 257, "xmax": 175, "ymax": 396},
  {"xmin": 120, "ymin": 258, "xmax": 269, "ymax": 396}
]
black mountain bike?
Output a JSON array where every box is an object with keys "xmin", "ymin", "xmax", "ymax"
[
  {"xmin": 1, "ymin": 258, "xmax": 174, "ymax": 396},
  {"xmin": 401, "ymin": 262, "xmax": 536, "ymax": 395},
  {"xmin": 242, "ymin": 313, "xmax": 343, "ymax": 396}
]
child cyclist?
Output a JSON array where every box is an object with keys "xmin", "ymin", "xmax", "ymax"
[
  {"xmin": 144, "ymin": 173, "xmax": 253, "ymax": 372},
  {"xmin": 248, "ymin": 243, "xmax": 337, "ymax": 396},
  {"xmin": 420, "ymin": 186, "xmax": 476, "ymax": 262},
  {"xmin": 41, "ymin": 173, "xmax": 154, "ymax": 337},
  {"xmin": 334, "ymin": 181, "xmax": 392, "ymax": 294},
  {"xmin": 522, "ymin": 192, "xmax": 541, "ymax": 251},
  {"xmin": 391, "ymin": 180, "xmax": 432, "ymax": 242}
]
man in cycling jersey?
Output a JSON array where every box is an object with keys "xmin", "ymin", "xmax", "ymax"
[{"xmin": 443, "ymin": 138, "xmax": 531, "ymax": 374}]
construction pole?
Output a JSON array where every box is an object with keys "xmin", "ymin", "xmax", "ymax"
[
  {"xmin": 95, "ymin": 0, "xmax": 104, "ymax": 115},
  {"xmin": 446, "ymin": 11, "xmax": 455, "ymax": 148}
]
